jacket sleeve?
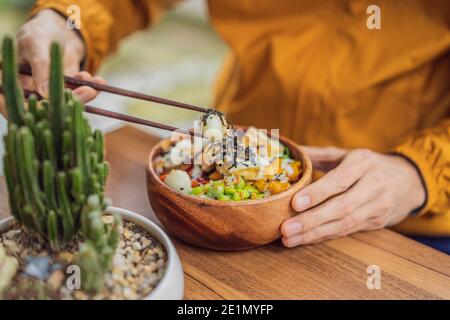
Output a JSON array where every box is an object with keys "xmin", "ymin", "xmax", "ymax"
[
  {"xmin": 393, "ymin": 117, "xmax": 450, "ymax": 216},
  {"xmin": 31, "ymin": 0, "xmax": 180, "ymax": 73}
]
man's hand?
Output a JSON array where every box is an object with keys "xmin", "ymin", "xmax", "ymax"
[
  {"xmin": 281, "ymin": 147, "xmax": 426, "ymax": 247},
  {"xmin": 16, "ymin": 9, "xmax": 103, "ymax": 101},
  {"xmin": 0, "ymin": 95, "xmax": 6, "ymax": 119}
]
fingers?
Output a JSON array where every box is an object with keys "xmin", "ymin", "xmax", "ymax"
[
  {"xmin": 281, "ymin": 149, "xmax": 417, "ymax": 248},
  {"xmin": 63, "ymin": 51, "xmax": 81, "ymax": 77},
  {"xmin": 72, "ymin": 72, "xmax": 105, "ymax": 103},
  {"xmin": 282, "ymin": 219, "xmax": 343, "ymax": 247},
  {"xmin": 18, "ymin": 39, "xmax": 51, "ymax": 98},
  {"xmin": 19, "ymin": 75, "xmax": 35, "ymax": 92},
  {"xmin": 282, "ymin": 177, "xmax": 377, "ymax": 237},
  {"xmin": 282, "ymin": 201, "xmax": 382, "ymax": 247},
  {"xmin": 291, "ymin": 149, "xmax": 374, "ymax": 212},
  {"xmin": 0, "ymin": 95, "xmax": 6, "ymax": 118},
  {"xmin": 92, "ymin": 76, "xmax": 107, "ymax": 85},
  {"xmin": 16, "ymin": 9, "xmax": 86, "ymax": 98},
  {"xmin": 18, "ymin": 33, "xmax": 104, "ymax": 104}
]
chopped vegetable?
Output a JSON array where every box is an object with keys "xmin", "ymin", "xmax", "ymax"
[
  {"xmin": 254, "ymin": 179, "xmax": 267, "ymax": 192},
  {"xmin": 282, "ymin": 146, "xmax": 291, "ymax": 159},
  {"xmin": 239, "ymin": 189, "xmax": 251, "ymax": 200},
  {"xmin": 191, "ymin": 185, "xmax": 204, "ymax": 195},
  {"xmin": 217, "ymin": 194, "xmax": 231, "ymax": 201},
  {"xmin": 159, "ymin": 173, "xmax": 169, "ymax": 182},
  {"xmin": 244, "ymin": 185, "xmax": 259, "ymax": 194},
  {"xmin": 224, "ymin": 186, "xmax": 236, "ymax": 195},
  {"xmin": 268, "ymin": 181, "xmax": 290, "ymax": 194},
  {"xmin": 156, "ymin": 124, "xmax": 302, "ymax": 201},
  {"xmin": 287, "ymin": 161, "xmax": 302, "ymax": 182},
  {"xmin": 209, "ymin": 170, "xmax": 222, "ymax": 181},
  {"xmin": 207, "ymin": 182, "xmax": 225, "ymax": 198},
  {"xmin": 232, "ymin": 192, "xmax": 241, "ymax": 201}
]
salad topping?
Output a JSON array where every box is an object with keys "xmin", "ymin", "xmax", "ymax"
[{"xmin": 154, "ymin": 110, "xmax": 302, "ymax": 201}]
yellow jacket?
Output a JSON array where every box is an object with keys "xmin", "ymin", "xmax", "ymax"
[{"xmin": 32, "ymin": 0, "xmax": 450, "ymax": 236}]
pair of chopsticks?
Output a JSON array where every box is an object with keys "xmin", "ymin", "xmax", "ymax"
[{"xmin": 0, "ymin": 63, "xmax": 208, "ymax": 136}]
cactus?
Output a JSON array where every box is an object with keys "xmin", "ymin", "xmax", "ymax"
[
  {"xmin": 1, "ymin": 36, "xmax": 24, "ymax": 125},
  {"xmin": 1, "ymin": 36, "xmax": 121, "ymax": 293},
  {"xmin": 76, "ymin": 195, "xmax": 121, "ymax": 293}
]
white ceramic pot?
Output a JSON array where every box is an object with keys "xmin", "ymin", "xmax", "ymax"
[{"xmin": 0, "ymin": 207, "xmax": 184, "ymax": 300}]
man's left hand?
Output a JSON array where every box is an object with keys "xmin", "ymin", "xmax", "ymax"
[{"xmin": 281, "ymin": 147, "xmax": 426, "ymax": 247}]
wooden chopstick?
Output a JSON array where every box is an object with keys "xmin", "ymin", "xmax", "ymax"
[
  {"xmin": 0, "ymin": 62, "xmax": 208, "ymax": 113},
  {"xmin": 0, "ymin": 85, "xmax": 202, "ymax": 138}
]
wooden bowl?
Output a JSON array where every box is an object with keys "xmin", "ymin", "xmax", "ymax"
[{"xmin": 146, "ymin": 128, "xmax": 312, "ymax": 251}]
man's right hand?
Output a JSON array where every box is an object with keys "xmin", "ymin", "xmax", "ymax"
[{"xmin": 15, "ymin": 9, "xmax": 104, "ymax": 103}]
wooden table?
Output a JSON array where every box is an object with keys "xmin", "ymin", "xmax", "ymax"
[{"xmin": 1, "ymin": 126, "xmax": 450, "ymax": 299}]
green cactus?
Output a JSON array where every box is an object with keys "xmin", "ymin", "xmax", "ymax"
[
  {"xmin": 1, "ymin": 37, "xmax": 24, "ymax": 125},
  {"xmin": 76, "ymin": 242, "xmax": 105, "ymax": 294},
  {"xmin": 76, "ymin": 195, "xmax": 121, "ymax": 293},
  {"xmin": 2, "ymin": 36, "xmax": 121, "ymax": 293}
]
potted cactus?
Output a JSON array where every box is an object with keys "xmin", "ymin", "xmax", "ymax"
[{"xmin": 0, "ymin": 36, "xmax": 183, "ymax": 299}]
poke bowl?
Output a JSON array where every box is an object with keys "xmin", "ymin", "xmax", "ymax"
[{"xmin": 146, "ymin": 120, "xmax": 313, "ymax": 251}]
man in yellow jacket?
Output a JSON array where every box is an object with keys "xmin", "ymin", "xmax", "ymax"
[{"xmin": 2, "ymin": 0, "xmax": 449, "ymax": 249}]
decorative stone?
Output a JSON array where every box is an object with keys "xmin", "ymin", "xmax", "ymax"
[
  {"xmin": 101, "ymin": 215, "xmax": 114, "ymax": 224},
  {"xmin": 144, "ymin": 264, "xmax": 156, "ymax": 273},
  {"xmin": 113, "ymin": 253, "xmax": 126, "ymax": 269},
  {"xmin": 57, "ymin": 252, "xmax": 74, "ymax": 264},
  {"xmin": 156, "ymin": 259, "xmax": 165, "ymax": 269},
  {"xmin": 24, "ymin": 256, "xmax": 51, "ymax": 280},
  {"xmin": 74, "ymin": 290, "xmax": 88, "ymax": 300},
  {"xmin": 0, "ymin": 245, "xmax": 19, "ymax": 292},
  {"xmin": 123, "ymin": 229, "xmax": 133, "ymax": 240},
  {"xmin": 141, "ymin": 238, "xmax": 151, "ymax": 250},
  {"xmin": 133, "ymin": 233, "xmax": 141, "ymax": 240},
  {"xmin": 3, "ymin": 229, "xmax": 22, "ymax": 239},
  {"xmin": 47, "ymin": 270, "xmax": 65, "ymax": 290},
  {"xmin": 2, "ymin": 239, "xmax": 20, "ymax": 255}
]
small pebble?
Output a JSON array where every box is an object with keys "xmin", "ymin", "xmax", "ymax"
[
  {"xmin": 74, "ymin": 291, "xmax": 88, "ymax": 300},
  {"xmin": 123, "ymin": 229, "xmax": 133, "ymax": 240},
  {"xmin": 133, "ymin": 233, "xmax": 141, "ymax": 240},
  {"xmin": 141, "ymin": 238, "xmax": 151, "ymax": 250},
  {"xmin": 3, "ymin": 229, "xmax": 22, "ymax": 239},
  {"xmin": 24, "ymin": 256, "xmax": 51, "ymax": 280},
  {"xmin": 2, "ymin": 239, "xmax": 20, "ymax": 255},
  {"xmin": 101, "ymin": 215, "xmax": 114, "ymax": 224},
  {"xmin": 57, "ymin": 252, "xmax": 74, "ymax": 264},
  {"xmin": 47, "ymin": 270, "xmax": 65, "ymax": 290}
]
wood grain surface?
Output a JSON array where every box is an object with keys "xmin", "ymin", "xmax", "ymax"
[{"xmin": 1, "ymin": 125, "xmax": 449, "ymax": 299}]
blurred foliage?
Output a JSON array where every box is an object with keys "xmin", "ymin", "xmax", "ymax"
[
  {"xmin": 0, "ymin": 1, "xmax": 29, "ymax": 38},
  {"xmin": 97, "ymin": 1, "xmax": 228, "ymax": 131},
  {"xmin": 1, "ymin": 0, "xmax": 35, "ymax": 10}
]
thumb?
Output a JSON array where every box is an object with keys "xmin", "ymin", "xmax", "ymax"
[{"xmin": 299, "ymin": 146, "xmax": 347, "ymax": 172}]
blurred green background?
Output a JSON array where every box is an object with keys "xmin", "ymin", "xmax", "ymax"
[{"xmin": 0, "ymin": 0, "xmax": 228, "ymax": 173}]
